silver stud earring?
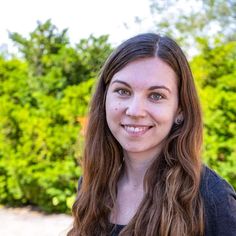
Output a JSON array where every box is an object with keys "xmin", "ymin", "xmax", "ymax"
[{"xmin": 175, "ymin": 117, "xmax": 183, "ymax": 125}]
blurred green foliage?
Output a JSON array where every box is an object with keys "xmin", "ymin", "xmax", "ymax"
[
  {"xmin": 0, "ymin": 18, "xmax": 235, "ymax": 214},
  {"xmin": 0, "ymin": 20, "xmax": 112, "ymax": 213},
  {"xmin": 191, "ymin": 39, "xmax": 236, "ymax": 187}
]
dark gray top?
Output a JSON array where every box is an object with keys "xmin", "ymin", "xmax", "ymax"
[
  {"xmin": 199, "ymin": 166, "xmax": 236, "ymax": 235},
  {"xmin": 110, "ymin": 166, "xmax": 236, "ymax": 236},
  {"xmin": 77, "ymin": 166, "xmax": 236, "ymax": 235}
]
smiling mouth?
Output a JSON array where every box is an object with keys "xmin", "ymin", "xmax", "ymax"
[{"xmin": 121, "ymin": 124, "xmax": 153, "ymax": 135}]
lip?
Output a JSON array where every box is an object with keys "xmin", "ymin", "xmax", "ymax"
[{"xmin": 121, "ymin": 124, "xmax": 153, "ymax": 136}]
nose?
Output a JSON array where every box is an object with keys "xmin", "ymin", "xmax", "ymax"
[{"xmin": 125, "ymin": 96, "xmax": 147, "ymax": 118}]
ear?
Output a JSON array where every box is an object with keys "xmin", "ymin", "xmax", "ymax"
[{"xmin": 174, "ymin": 110, "xmax": 184, "ymax": 125}]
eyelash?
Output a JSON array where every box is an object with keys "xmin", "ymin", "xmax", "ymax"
[
  {"xmin": 149, "ymin": 92, "xmax": 164, "ymax": 101},
  {"xmin": 114, "ymin": 88, "xmax": 131, "ymax": 96},
  {"xmin": 114, "ymin": 89, "xmax": 165, "ymax": 101}
]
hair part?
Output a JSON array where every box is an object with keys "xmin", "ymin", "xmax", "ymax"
[{"xmin": 68, "ymin": 33, "xmax": 204, "ymax": 236}]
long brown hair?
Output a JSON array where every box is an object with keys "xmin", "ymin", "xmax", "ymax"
[{"xmin": 68, "ymin": 33, "xmax": 204, "ymax": 236}]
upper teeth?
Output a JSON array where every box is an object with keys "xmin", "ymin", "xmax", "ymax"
[{"xmin": 125, "ymin": 126, "xmax": 148, "ymax": 132}]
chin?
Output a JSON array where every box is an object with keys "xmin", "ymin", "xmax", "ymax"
[{"xmin": 123, "ymin": 146, "xmax": 147, "ymax": 153}]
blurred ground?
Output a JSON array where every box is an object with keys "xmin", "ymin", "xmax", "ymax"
[{"xmin": 0, "ymin": 206, "xmax": 73, "ymax": 236}]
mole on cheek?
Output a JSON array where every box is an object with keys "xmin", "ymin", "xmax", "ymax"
[
  {"xmin": 115, "ymin": 103, "xmax": 121, "ymax": 110},
  {"xmin": 114, "ymin": 103, "xmax": 121, "ymax": 111}
]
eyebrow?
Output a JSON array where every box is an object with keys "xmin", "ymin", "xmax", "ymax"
[
  {"xmin": 111, "ymin": 80, "xmax": 131, "ymax": 88},
  {"xmin": 111, "ymin": 80, "xmax": 171, "ymax": 93}
]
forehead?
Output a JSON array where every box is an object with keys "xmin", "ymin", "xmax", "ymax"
[{"xmin": 110, "ymin": 57, "xmax": 178, "ymax": 90}]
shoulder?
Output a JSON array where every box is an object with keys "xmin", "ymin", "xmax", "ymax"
[
  {"xmin": 200, "ymin": 165, "xmax": 236, "ymax": 235},
  {"xmin": 200, "ymin": 165, "xmax": 236, "ymax": 201}
]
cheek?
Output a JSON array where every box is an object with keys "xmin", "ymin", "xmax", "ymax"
[
  {"xmin": 110, "ymin": 104, "xmax": 122, "ymax": 117},
  {"xmin": 151, "ymin": 105, "xmax": 176, "ymax": 123},
  {"xmin": 106, "ymin": 96, "xmax": 121, "ymax": 112},
  {"xmin": 114, "ymin": 102, "xmax": 122, "ymax": 111},
  {"xmin": 105, "ymin": 98, "xmax": 122, "ymax": 121}
]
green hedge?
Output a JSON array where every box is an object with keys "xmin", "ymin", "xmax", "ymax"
[{"xmin": 0, "ymin": 21, "xmax": 235, "ymax": 214}]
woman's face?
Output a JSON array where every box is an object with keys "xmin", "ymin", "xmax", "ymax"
[{"xmin": 105, "ymin": 57, "xmax": 179, "ymax": 160}]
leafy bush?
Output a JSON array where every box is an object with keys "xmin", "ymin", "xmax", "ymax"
[
  {"xmin": 0, "ymin": 20, "xmax": 235, "ymax": 214},
  {"xmin": 0, "ymin": 20, "xmax": 112, "ymax": 213},
  {"xmin": 191, "ymin": 40, "xmax": 236, "ymax": 189}
]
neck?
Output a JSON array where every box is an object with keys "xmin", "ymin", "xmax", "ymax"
[{"xmin": 121, "ymin": 152, "xmax": 155, "ymax": 188}]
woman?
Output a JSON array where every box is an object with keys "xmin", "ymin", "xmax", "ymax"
[{"xmin": 68, "ymin": 33, "xmax": 236, "ymax": 235}]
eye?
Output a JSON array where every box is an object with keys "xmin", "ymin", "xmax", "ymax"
[
  {"xmin": 114, "ymin": 88, "xmax": 131, "ymax": 96},
  {"xmin": 149, "ymin": 92, "xmax": 163, "ymax": 101}
]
